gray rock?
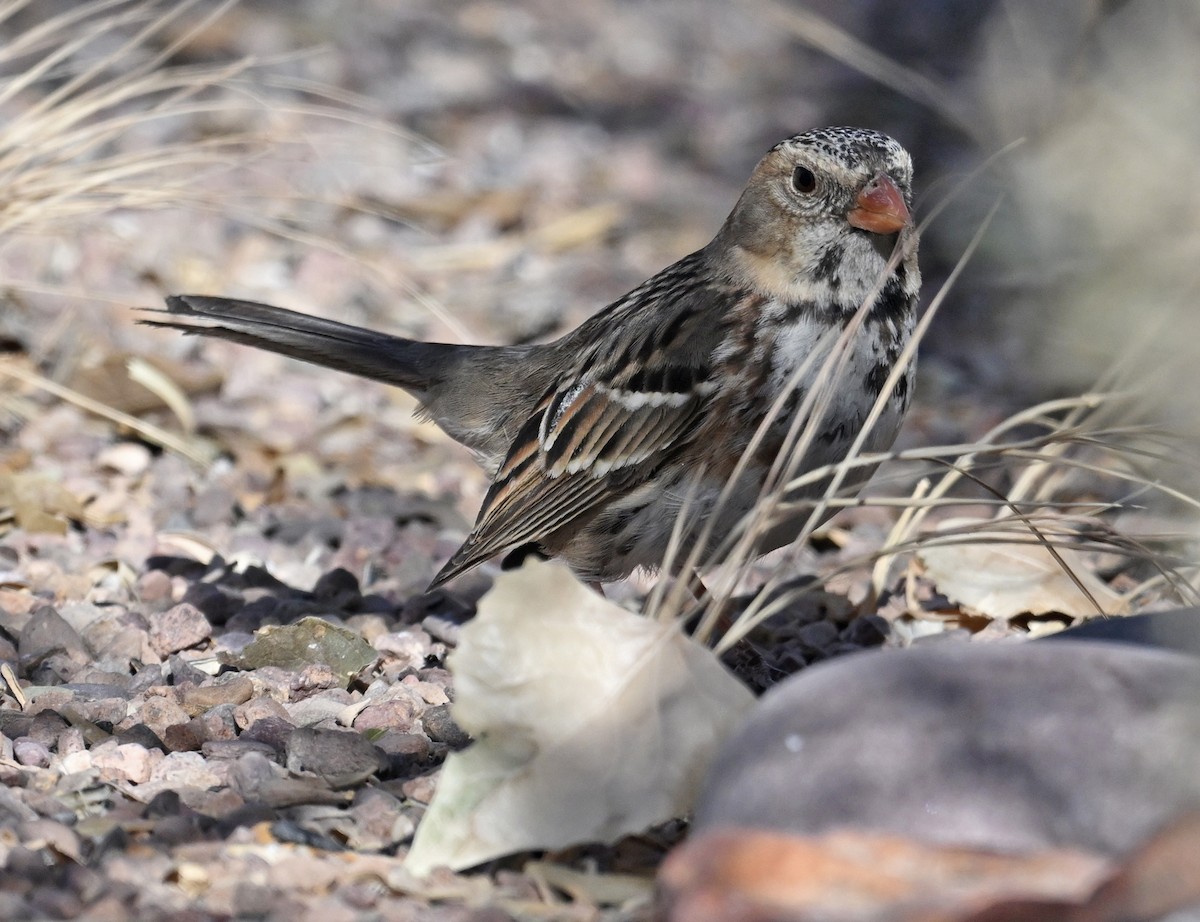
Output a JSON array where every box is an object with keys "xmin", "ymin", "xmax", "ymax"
[
  {"xmin": 12, "ymin": 738, "xmax": 51, "ymax": 768},
  {"xmin": 18, "ymin": 606, "xmax": 88, "ymax": 666},
  {"xmin": 149, "ymin": 602, "xmax": 212, "ymax": 655},
  {"xmin": 695, "ymin": 641, "xmax": 1200, "ymax": 856},
  {"xmin": 285, "ymin": 727, "xmax": 385, "ymax": 789},
  {"xmin": 1048, "ymin": 607, "xmax": 1200, "ymax": 656}
]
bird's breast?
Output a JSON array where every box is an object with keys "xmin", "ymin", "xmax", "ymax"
[{"xmin": 755, "ymin": 303, "xmax": 916, "ymax": 455}]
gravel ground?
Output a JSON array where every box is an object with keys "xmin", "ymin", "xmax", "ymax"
[{"xmin": 1, "ymin": 2, "xmax": 1195, "ymax": 919}]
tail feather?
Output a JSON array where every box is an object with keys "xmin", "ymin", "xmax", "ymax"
[{"xmin": 142, "ymin": 295, "xmax": 455, "ymax": 396}]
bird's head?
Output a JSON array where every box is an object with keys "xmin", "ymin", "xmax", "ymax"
[{"xmin": 715, "ymin": 126, "xmax": 919, "ymax": 308}]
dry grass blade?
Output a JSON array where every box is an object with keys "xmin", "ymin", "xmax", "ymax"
[
  {"xmin": 779, "ymin": 418, "xmax": 1199, "ymax": 630},
  {"xmin": 0, "ymin": 0, "xmax": 466, "ymax": 339},
  {"xmin": 677, "ymin": 352, "xmax": 1200, "ymax": 646},
  {"xmin": 758, "ymin": 1, "xmax": 971, "ymax": 134},
  {"xmin": 681, "ymin": 136, "xmax": 1030, "ymax": 638},
  {"xmin": 0, "ymin": 3, "xmax": 255, "ymax": 238},
  {"xmin": 686, "ymin": 196, "xmax": 1000, "ymax": 649},
  {"xmin": 0, "ymin": 0, "xmax": 489, "ymax": 468},
  {"xmin": 126, "ymin": 357, "xmax": 196, "ymax": 434},
  {"xmin": 0, "ymin": 359, "xmax": 214, "ymax": 465},
  {"xmin": 664, "ymin": 220, "xmax": 918, "ymax": 634}
]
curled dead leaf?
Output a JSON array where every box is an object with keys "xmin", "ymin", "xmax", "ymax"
[
  {"xmin": 405, "ymin": 559, "xmax": 754, "ymax": 875},
  {"xmin": 918, "ymin": 518, "xmax": 1127, "ymax": 621}
]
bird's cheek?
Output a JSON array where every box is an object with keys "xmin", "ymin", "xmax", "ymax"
[{"xmin": 865, "ymin": 231, "xmax": 901, "ymax": 262}]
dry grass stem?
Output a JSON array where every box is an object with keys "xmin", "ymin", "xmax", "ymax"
[{"xmin": 0, "ymin": 358, "xmax": 214, "ymax": 464}]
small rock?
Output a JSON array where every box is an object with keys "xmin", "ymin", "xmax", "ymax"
[
  {"xmin": 188, "ymin": 704, "xmax": 240, "ymax": 743},
  {"xmin": 347, "ymin": 788, "xmax": 413, "ymax": 850},
  {"xmin": 181, "ymin": 582, "xmax": 240, "ymax": 626},
  {"xmin": 291, "ymin": 663, "xmax": 341, "ymax": 699},
  {"xmin": 177, "ymin": 675, "xmax": 255, "ymax": 716},
  {"xmin": 401, "ymin": 773, "xmax": 437, "ymax": 804},
  {"xmin": 97, "ymin": 442, "xmax": 151, "ymax": 477},
  {"xmin": 374, "ymin": 629, "xmax": 434, "ymax": 672},
  {"xmin": 200, "ymin": 739, "xmax": 278, "ymax": 761},
  {"xmin": 149, "ymin": 603, "xmax": 212, "ymax": 656},
  {"xmin": 235, "ymin": 697, "xmax": 292, "ymax": 730},
  {"xmin": 80, "ymin": 617, "xmax": 146, "ymax": 669},
  {"xmin": 19, "ymin": 606, "xmax": 88, "ymax": 666},
  {"xmin": 56, "ymin": 727, "xmax": 85, "ymax": 758},
  {"xmin": 353, "ymin": 699, "xmax": 419, "ymax": 734},
  {"xmin": 161, "ymin": 722, "xmax": 205, "ymax": 753},
  {"xmin": 0, "ymin": 712, "xmax": 32, "ymax": 738},
  {"xmin": 91, "ymin": 741, "xmax": 157, "ymax": 784},
  {"xmin": 285, "ymin": 727, "xmax": 384, "ymax": 789},
  {"xmin": 312, "ymin": 567, "xmax": 362, "ymax": 604},
  {"xmin": 0, "ymin": 787, "xmax": 38, "ymax": 826},
  {"xmin": 148, "ymin": 751, "xmax": 222, "ymax": 789},
  {"xmin": 19, "ymin": 818, "xmax": 83, "ymax": 862},
  {"xmin": 13, "ymin": 738, "xmax": 51, "ymax": 768},
  {"xmin": 70, "ymin": 697, "xmax": 129, "ymax": 728},
  {"xmin": 286, "ymin": 694, "xmax": 352, "ymax": 728},
  {"xmin": 796, "ymin": 620, "xmax": 839, "ymax": 652},
  {"xmin": 228, "ymin": 751, "xmax": 287, "ymax": 799},
  {"xmin": 231, "ymin": 882, "xmax": 277, "ymax": 919},
  {"xmin": 116, "ymin": 724, "xmax": 167, "ymax": 752},
  {"xmin": 166, "ymin": 653, "xmax": 211, "ymax": 687},
  {"xmin": 135, "ymin": 569, "xmax": 174, "ymax": 605},
  {"xmin": 27, "ymin": 711, "xmax": 70, "ymax": 748},
  {"xmin": 402, "ymin": 677, "xmax": 450, "ymax": 706},
  {"xmin": 57, "ymin": 750, "xmax": 92, "ymax": 774},
  {"xmin": 191, "ymin": 485, "xmax": 237, "ymax": 528},
  {"xmin": 373, "ymin": 731, "xmax": 433, "ymax": 775},
  {"xmin": 240, "ymin": 717, "xmax": 296, "ymax": 754},
  {"xmin": 840, "ymin": 614, "xmax": 890, "ymax": 647},
  {"xmin": 345, "ymin": 614, "xmax": 390, "ymax": 644},
  {"xmin": 421, "ymin": 705, "xmax": 470, "ymax": 748},
  {"xmin": 139, "ymin": 694, "xmax": 191, "ymax": 738},
  {"xmin": 416, "ymin": 667, "xmax": 453, "ymax": 691}
]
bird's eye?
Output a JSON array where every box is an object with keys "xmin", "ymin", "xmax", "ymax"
[{"xmin": 791, "ymin": 166, "xmax": 817, "ymax": 194}]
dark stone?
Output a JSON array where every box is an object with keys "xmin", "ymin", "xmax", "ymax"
[
  {"xmin": 421, "ymin": 704, "xmax": 470, "ymax": 749},
  {"xmin": 115, "ymin": 724, "xmax": 167, "ymax": 752},
  {"xmin": 18, "ymin": 606, "xmax": 87, "ymax": 667},
  {"xmin": 839, "ymin": 614, "xmax": 890, "ymax": 647},
  {"xmin": 696, "ymin": 641, "xmax": 1200, "ymax": 856},
  {"xmin": 284, "ymin": 727, "xmax": 385, "ymax": 789}
]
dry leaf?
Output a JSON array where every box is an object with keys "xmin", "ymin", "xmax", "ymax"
[
  {"xmin": 918, "ymin": 518, "xmax": 1128, "ymax": 621},
  {"xmin": 405, "ymin": 559, "xmax": 754, "ymax": 875},
  {"xmin": 0, "ymin": 467, "xmax": 87, "ymax": 534},
  {"xmin": 66, "ymin": 354, "xmax": 221, "ymax": 416}
]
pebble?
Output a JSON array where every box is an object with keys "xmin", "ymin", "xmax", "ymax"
[
  {"xmin": 285, "ymin": 728, "xmax": 385, "ymax": 789},
  {"xmin": 13, "ymin": 738, "xmax": 52, "ymax": 768},
  {"xmin": 149, "ymin": 603, "xmax": 213, "ymax": 656},
  {"xmin": 177, "ymin": 676, "xmax": 255, "ymax": 715},
  {"xmin": 19, "ymin": 606, "xmax": 89, "ymax": 665}
]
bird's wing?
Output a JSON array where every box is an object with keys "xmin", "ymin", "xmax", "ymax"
[{"xmin": 430, "ymin": 273, "xmax": 745, "ymax": 586}]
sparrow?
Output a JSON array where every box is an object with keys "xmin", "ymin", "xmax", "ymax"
[{"xmin": 142, "ymin": 127, "xmax": 920, "ymax": 589}]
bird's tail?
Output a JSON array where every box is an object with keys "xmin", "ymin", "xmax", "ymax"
[{"xmin": 141, "ymin": 294, "xmax": 462, "ymax": 397}]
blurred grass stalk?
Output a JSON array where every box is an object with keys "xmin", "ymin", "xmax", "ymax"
[
  {"xmin": 772, "ymin": 0, "xmax": 1200, "ymax": 426},
  {"xmin": 980, "ymin": 0, "xmax": 1200, "ymax": 418},
  {"xmin": 679, "ymin": 0, "xmax": 1200, "ymax": 639},
  {"xmin": 0, "ymin": 0, "xmax": 448, "ymax": 457},
  {"xmin": 0, "ymin": 0, "xmax": 258, "ymax": 239}
]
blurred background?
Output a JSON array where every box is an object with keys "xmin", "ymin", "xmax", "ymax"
[
  {"xmin": 6, "ymin": 0, "xmax": 1196, "ymax": 380},
  {"xmin": 1, "ymin": 0, "xmax": 1197, "ymax": 595}
]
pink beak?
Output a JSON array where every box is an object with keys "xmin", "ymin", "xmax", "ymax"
[{"xmin": 847, "ymin": 173, "xmax": 910, "ymax": 235}]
